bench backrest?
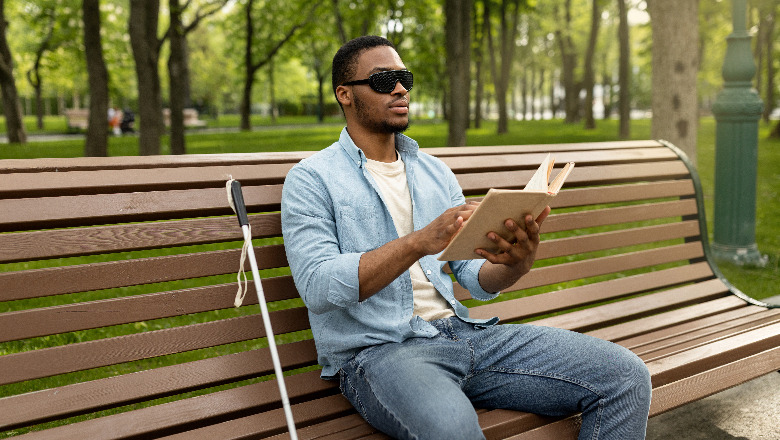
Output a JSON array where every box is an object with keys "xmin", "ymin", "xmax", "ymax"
[{"xmin": 0, "ymin": 140, "xmax": 741, "ymax": 437}]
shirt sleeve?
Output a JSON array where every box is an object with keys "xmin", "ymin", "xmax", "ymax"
[{"xmin": 281, "ymin": 163, "xmax": 363, "ymax": 314}]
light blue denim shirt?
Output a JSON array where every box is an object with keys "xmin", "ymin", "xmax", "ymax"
[{"xmin": 281, "ymin": 128, "xmax": 499, "ymax": 378}]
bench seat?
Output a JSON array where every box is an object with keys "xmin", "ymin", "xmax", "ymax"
[{"xmin": 1, "ymin": 140, "xmax": 777, "ymax": 439}]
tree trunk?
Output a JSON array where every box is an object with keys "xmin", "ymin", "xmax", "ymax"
[
  {"xmin": 583, "ymin": 0, "xmax": 602, "ymax": 129},
  {"xmin": 617, "ymin": 0, "xmax": 631, "ymax": 139},
  {"xmin": 485, "ymin": 0, "xmax": 520, "ymax": 134},
  {"xmin": 445, "ymin": 0, "xmax": 472, "ymax": 147},
  {"xmin": 520, "ymin": 70, "xmax": 528, "ymax": 120},
  {"xmin": 169, "ymin": 0, "xmax": 187, "ymax": 155},
  {"xmin": 557, "ymin": 0, "xmax": 580, "ymax": 124},
  {"xmin": 241, "ymin": 0, "xmax": 255, "ymax": 131},
  {"xmin": 83, "ymin": 0, "xmax": 109, "ymax": 157},
  {"xmin": 761, "ymin": 5, "xmax": 776, "ymax": 123},
  {"xmin": 0, "ymin": 0, "xmax": 26, "ymax": 144},
  {"xmin": 647, "ymin": 0, "xmax": 699, "ymax": 163},
  {"xmin": 129, "ymin": 0, "xmax": 163, "ymax": 156},
  {"xmin": 269, "ymin": 59, "xmax": 276, "ymax": 124},
  {"xmin": 473, "ymin": 0, "xmax": 485, "ymax": 129}
]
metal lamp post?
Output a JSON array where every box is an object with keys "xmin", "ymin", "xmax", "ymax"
[{"xmin": 711, "ymin": 0, "xmax": 767, "ymax": 267}]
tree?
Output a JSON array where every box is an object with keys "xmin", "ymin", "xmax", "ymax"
[
  {"xmin": 555, "ymin": 0, "xmax": 580, "ymax": 123},
  {"xmin": 167, "ymin": 0, "xmax": 227, "ymax": 155},
  {"xmin": 485, "ymin": 0, "xmax": 522, "ymax": 134},
  {"xmin": 0, "ymin": 0, "xmax": 26, "ymax": 144},
  {"xmin": 582, "ymin": 0, "xmax": 603, "ymax": 129},
  {"xmin": 25, "ymin": 5, "xmax": 55, "ymax": 131},
  {"xmin": 616, "ymin": 0, "xmax": 630, "ymax": 139},
  {"xmin": 240, "ymin": 0, "xmax": 320, "ymax": 131},
  {"xmin": 647, "ymin": 0, "xmax": 700, "ymax": 163},
  {"xmin": 129, "ymin": 0, "xmax": 164, "ymax": 156},
  {"xmin": 445, "ymin": 0, "xmax": 472, "ymax": 147},
  {"xmin": 83, "ymin": 0, "xmax": 109, "ymax": 157},
  {"xmin": 754, "ymin": 1, "xmax": 776, "ymax": 123}
]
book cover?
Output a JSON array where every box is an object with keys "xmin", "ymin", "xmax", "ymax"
[{"xmin": 438, "ymin": 154, "xmax": 574, "ymax": 261}]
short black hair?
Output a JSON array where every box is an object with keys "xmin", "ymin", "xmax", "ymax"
[{"xmin": 332, "ymin": 36, "xmax": 396, "ymax": 102}]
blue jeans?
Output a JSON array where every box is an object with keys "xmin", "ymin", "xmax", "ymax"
[{"xmin": 338, "ymin": 317, "xmax": 651, "ymax": 440}]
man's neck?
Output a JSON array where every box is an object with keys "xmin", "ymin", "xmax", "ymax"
[{"xmin": 347, "ymin": 126, "xmax": 397, "ymax": 163}]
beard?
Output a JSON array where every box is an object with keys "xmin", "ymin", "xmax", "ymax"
[{"xmin": 354, "ymin": 93, "xmax": 410, "ymax": 134}]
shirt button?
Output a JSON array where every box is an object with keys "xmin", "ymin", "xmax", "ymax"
[{"xmin": 426, "ymin": 270, "xmax": 432, "ymax": 275}]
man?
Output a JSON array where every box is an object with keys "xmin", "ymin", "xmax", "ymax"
[{"xmin": 281, "ymin": 36, "xmax": 651, "ymax": 440}]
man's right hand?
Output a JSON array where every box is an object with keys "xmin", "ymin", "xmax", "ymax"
[
  {"xmin": 411, "ymin": 201, "xmax": 480, "ymax": 256},
  {"xmin": 357, "ymin": 201, "xmax": 479, "ymax": 300}
]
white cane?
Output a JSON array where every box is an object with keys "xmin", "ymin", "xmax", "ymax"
[{"xmin": 227, "ymin": 178, "xmax": 298, "ymax": 440}]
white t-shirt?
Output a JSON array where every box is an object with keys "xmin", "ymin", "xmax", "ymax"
[{"xmin": 365, "ymin": 154, "xmax": 455, "ymax": 322}]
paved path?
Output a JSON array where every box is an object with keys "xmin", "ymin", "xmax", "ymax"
[{"xmin": 647, "ymin": 372, "xmax": 780, "ymax": 439}]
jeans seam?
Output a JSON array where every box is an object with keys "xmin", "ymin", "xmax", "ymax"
[
  {"xmin": 484, "ymin": 366, "xmax": 607, "ymax": 399},
  {"xmin": 360, "ymin": 366, "xmax": 418, "ymax": 440}
]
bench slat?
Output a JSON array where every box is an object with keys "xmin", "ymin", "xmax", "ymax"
[
  {"xmin": 507, "ymin": 241, "xmax": 704, "ymax": 293},
  {"xmin": 646, "ymin": 322, "xmax": 780, "ymax": 387},
  {"xmin": 649, "ymin": 347, "xmax": 780, "ymax": 416},
  {"xmin": 429, "ymin": 140, "xmax": 665, "ymax": 158},
  {"xmin": 591, "ymin": 300, "xmax": 768, "ymax": 344},
  {"xmin": 536, "ymin": 220, "xmax": 700, "ymax": 260},
  {"xmin": 0, "ymin": 185, "xmax": 283, "ymax": 231},
  {"xmin": 530, "ymin": 279, "xmax": 734, "ymax": 332},
  {"xmin": 0, "ymin": 276, "xmax": 298, "ymax": 342},
  {"xmin": 0, "ymin": 308, "xmax": 309, "ymax": 385},
  {"xmin": 0, "ymin": 147, "xmax": 671, "ymax": 198},
  {"xmin": 0, "ymin": 213, "xmax": 279, "ymax": 264},
  {"xmin": 541, "ymin": 199, "xmax": 698, "ymax": 234},
  {"xmin": 470, "ymin": 262, "xmax": 714, "ymax": 320},
  {"xmin": 549, "ymin": 180, "xmax": 695, "ymax": 209},
  {"xmin": 0, "ymin": 163, "xmax": 292, "ymax": 199},
  {"xmin": 0, "ymin": 340, "xmax": 319, "ymax": 430},
  {"xmin": 456, "ymin": 161, "xmax": 690, "ymax": 194},
  {"xmin": 620, "ymin": 308, "xmax": 780, "ymax": 353},
  {"xmin": 0, "ymin": 151, "xmax": 316, "ymax": 174},
  {"xmin": 639, "ymin": 315, "xmax": 780, "ymax": 362},
  {"xmin": 0, "ymin": 244, "xmax": 287, "ymax": 302},
  {"xmin": 12, "ymin": 387, "xmax": 351, "ymax": 440},
  {"xmin": 438, "ymin": 147, "xmax": 676, "ymax": 173}
]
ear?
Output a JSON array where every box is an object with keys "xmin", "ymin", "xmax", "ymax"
[{"xmin": 335, "ymin": 85, "xmax": 352, "ymax": 108}]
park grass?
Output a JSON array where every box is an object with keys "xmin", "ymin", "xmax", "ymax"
[{"xmin": 0, "ymin": 115, "xmax": 777, "ymax": 436}]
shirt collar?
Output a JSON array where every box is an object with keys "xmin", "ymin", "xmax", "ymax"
[{"xmin": 338, "ymin": 127, "xmax": 419, "ymax": 168}]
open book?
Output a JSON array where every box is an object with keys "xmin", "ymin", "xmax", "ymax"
[{"xmin": 438, "ymin": 154, "xmax": 574, "ymax": 261}]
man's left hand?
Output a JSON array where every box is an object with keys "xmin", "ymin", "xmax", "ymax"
[{"xmin": 476, "ymin": 206, "xmax": 550, "ymax": 277}]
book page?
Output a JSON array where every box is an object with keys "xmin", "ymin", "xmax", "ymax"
[
  {"xmin": 524, "ymin": 153, "xmax": 554, "ymax": 192},
  {"xmin": 548, "ymin": 162, "xmax": 575, "ymax": 194}
]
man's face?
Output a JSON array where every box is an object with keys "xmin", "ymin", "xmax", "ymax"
[{"xmin": 348, "ymin": 46, "xmax": 410, "ymax": 134}]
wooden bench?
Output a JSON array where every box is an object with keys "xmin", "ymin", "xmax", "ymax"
[
  {"xmin": 163, "ymin": 108, "xmax": 208, "ymax": 128},
  {"xmin": 1, "ymin": 140, "xmax": 777, "ymax": 439},
  {"xmin": 63, "ymin": 108, "xmax": 90, "ymax": 131}
]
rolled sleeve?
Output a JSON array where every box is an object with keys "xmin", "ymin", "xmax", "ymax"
[
  {"xmin": 452, "ymin": 259, "xmax": 499, "ymax": 301},
  {"xmin": 282, "ymin": 163, "xmax": 362, "ymax": 315}
]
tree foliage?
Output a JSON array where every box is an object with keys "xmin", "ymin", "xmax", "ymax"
[{"xmin": 1, "ymin": 0, "xmax": 778, "ymax": 150}]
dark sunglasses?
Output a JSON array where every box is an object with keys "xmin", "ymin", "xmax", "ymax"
[{"xmin": 341, "ymin": 70, "xmax": 414, "ymax": 93}]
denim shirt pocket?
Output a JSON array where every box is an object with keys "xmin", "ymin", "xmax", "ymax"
[{"xmin": 336, "ymin": 203, "xmax": 384, "ymax": 253}]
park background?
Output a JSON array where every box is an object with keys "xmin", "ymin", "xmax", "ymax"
[{"xmin": 0, "ymin": 2, "xmax": 777, "ymax": 305}]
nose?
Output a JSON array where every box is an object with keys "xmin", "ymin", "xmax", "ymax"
[{"xmin": 391, "ymin": 80, "xmax": 408, "ymax": 95}]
